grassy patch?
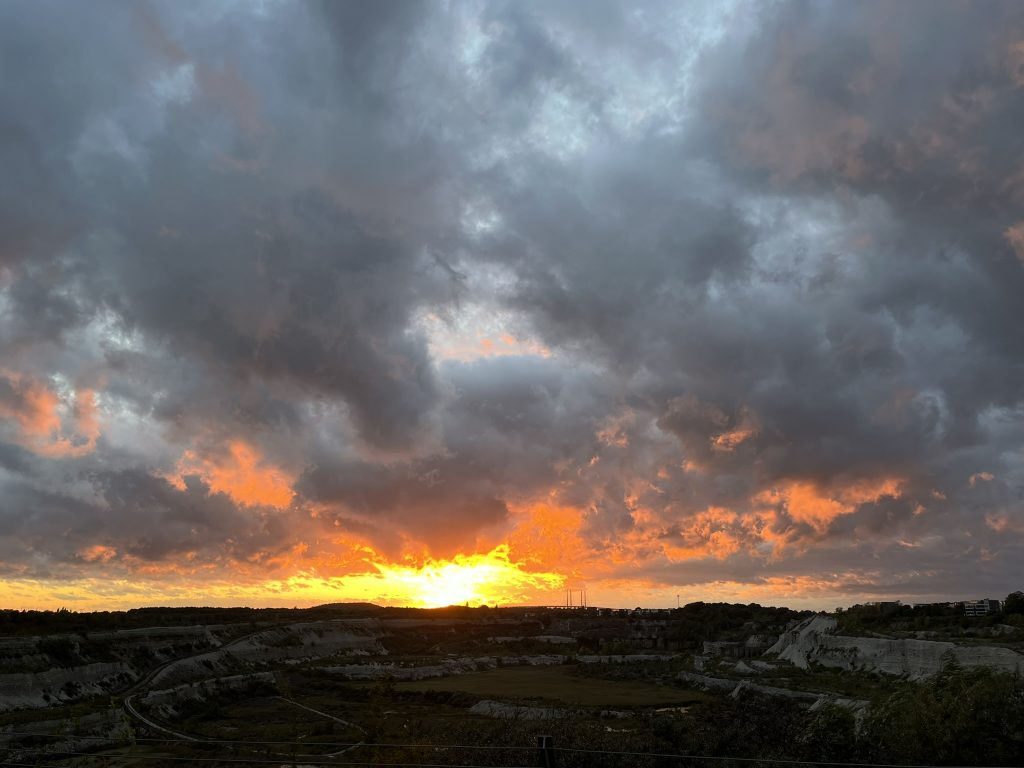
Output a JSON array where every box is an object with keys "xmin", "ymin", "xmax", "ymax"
[
  {"xmin": 396, "ymin": 665, "xmax": 711, "ymax": 708},
  {"xmin": 749, "ymin": 663, "xmax": 896, "ymax": 702},
  {"xmin": 174, "ymin": 694, "xmax": 361, "ymax": 743}
]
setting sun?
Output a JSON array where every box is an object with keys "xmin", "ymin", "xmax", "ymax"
[{"xmin": 366, "ymin": 545, "xmax": 564, "ymax": 608}]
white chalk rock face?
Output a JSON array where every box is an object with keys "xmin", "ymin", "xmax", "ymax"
[
  {"xmin": 768, "ymin": 615, "xmax": 1024, "ymax": 678},
  {"xmin": 0, "ymin": 662, "xmax": 136, "ymax": 711}
]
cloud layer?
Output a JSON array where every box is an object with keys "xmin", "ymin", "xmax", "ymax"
[{"xmin": 2, "ymin": 0, "xmax": 1024, "ymax": 608}]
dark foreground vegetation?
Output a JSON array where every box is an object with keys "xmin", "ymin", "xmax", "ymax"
[
  {"xmin": 0, "ymin": 601, "xmax": 806, "ymax": 640},
  {"xmin": 0, "ymin": 603, "xmax": 385, "ymax": 636},
  {"xmin": 2, "ymin": 601, "xmax": 1022, "ymax": 767},
  {"xmin": 331, "ymin": 663, "xmax": 1024, "ymax": 767},
  {"xmin": 837, "ymin": 591, "xmax": 1024, "ymax": 638},
  {"xmin": 5, "ymin": 663, "xmax": 1020, "ymax": 767}
]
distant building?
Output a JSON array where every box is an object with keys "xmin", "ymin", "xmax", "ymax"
[
  {"xmin": 964, "ymin": 599, "xmax": 1001, "ymax": 616},
  {"xmin": 630, "ymin": 618, "xmax": 678, "ymax": 650},
  {"xmin": 702, "ymin": 638, "xmax": 771, "ymax": 659},
  {"xmin": 703, "ymin": 640, "xmax": 741, "ymax": 658},
  {"xmin": 744, "ymin": 634, "xmax": 774, "ymax": 653}
]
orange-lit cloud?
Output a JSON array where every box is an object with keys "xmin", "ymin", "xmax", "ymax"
[
  {"xmin": 755, "ymin": 477, "xmax": 903, "ymax": 532},
  {"xmin": 482, "ymin": 333, "xmax": 552, "ymax": 359},
  {"xmin": 78, "ymin": 544, "xmax": 118, "ymax": 563},
  {"xmin": 1004, "ymin": 222, "xmax": 1024, "ymax": 261},
  {"xmin": 503, "ymin": 502, "xmax": 596, "ymax": 581},
  {"xmin": 167, "ymin": 439, "xmax": 295, "ymax": 508},
  {"xmin": 0, "ymin": 374, "xmax": 60, "ymax": 438},
  {"xmin": 0, "ymin": 373, "xmax": 100, "ymax": 458},
  {"xmin": 418, "ymin": 311, "xmax": 553, "ymax": 362},
  {"xmin": 985, "ymin": 512, "xmax": 1024, "ymax": 533},
  {"xmin": 663, "ymin": 507, "xmax": 743, "ymax": 561},
  {"xmin": 710, "ymin": 425, "xmax": 757, "ymax": 452},
  {"xmin": 21, "ymin": 469, "xmax": 918, "ymax": 612},
  {"xmin": 597, "ymin": 409, "xmax": 634, "ymax": 448},
  {"xmin": 969, "ymin": 471, "xmax": 994, "ymax": 487},
  {"xmin": 710, "ymin": 409, "xmax": 758, "ymax": 452}
]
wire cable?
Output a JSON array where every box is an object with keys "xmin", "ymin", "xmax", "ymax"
[
  {"xmin": 0, "ymin": 765, "xmax": 510, "ymax": 768},
  {"xmin": 553, "ymin": 747, "xmax": 1010, "ymax": 768},
  {"xmin": 2, "ymin": 755, "xmax": 532, "ymax": 768},
  {"xmin": 0, "ymin": 732, "xmax": 533, "ymax": 751},
  {"xmin": 4, "ymin": 734, "xmax": 1017, "ymax": 768}
]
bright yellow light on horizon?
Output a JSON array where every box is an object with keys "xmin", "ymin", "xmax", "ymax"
[
  {"xmin": 367, "ymin": 545, "xmax": 564, "ymax": 608},
  {"xmin": 0, "ymin": 545, "xmax": 567, "ymax": 611}
]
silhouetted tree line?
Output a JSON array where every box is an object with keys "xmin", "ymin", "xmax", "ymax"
[
  {"xmin": 837, "ymin": 590, "xmax": 1024, "ymax": 634},
  {"xmin": 0, "ymin": 602, "xmax": 527, "ymax": 636},
  {"xmin": 0, "ymin": 606, "xmax": 311, "ymax": 635},
  {"xmin": 1004, "ymin": 590, "xmax": 1024, "ymax": 615}
]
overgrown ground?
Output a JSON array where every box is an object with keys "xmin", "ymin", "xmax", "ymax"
[
  {"xmin": 4, "ymin": 604, "xmax": 1024, "ymax": 766},
  {"xmin": 395, "ymin": 664, "xmax": 711, "ymax": 708}
]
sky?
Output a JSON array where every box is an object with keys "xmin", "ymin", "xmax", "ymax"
[{"xmin": 2, "ymin": 0, "xmax": 1024, "ymax": 612}]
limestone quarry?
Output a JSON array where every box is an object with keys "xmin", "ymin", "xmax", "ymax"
[
  {"xmin": 2, "ymin": 602, "xmax": 1022, "ymax": 766},
  {"xmin": 768, "ymin": 614, "xmax": 1024, "ymax": 678}
]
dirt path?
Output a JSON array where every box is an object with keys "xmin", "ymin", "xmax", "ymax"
[{"xmin": 122, "ymin": 694, "xmax": 203, "ymax": 742}]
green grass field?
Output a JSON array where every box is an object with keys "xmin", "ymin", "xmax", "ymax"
[{"xmin": 396, "ymin": 664, "xmax": 711, "ymax": 707}]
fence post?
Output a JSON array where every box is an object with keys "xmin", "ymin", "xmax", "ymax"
[{"xmin": 537, "ymin": 734, "xmax": 556, "ymax": 767}]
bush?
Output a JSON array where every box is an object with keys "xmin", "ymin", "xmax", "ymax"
[
  {"xmin": 39, "ymin": 636, "xmax": 78, "ymax": 666},
  {"xmin": 798, "ymin": 703, "xmax": 858, "ymax": 762},
  {"xmin": 861, "ymin": 663, "xmax": 1024, "ymax": 766},
  {"xmin": 1003, "ymin": 591, "xmax": 1024, "ymax": 616}
]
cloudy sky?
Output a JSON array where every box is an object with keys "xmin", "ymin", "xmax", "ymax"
[{"xmin": 2, "ymin": 0, "xmax": 1024, "ymax": 610}]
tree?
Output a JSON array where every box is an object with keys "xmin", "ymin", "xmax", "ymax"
[
  {"xmin": 861, "ymin": 663, "xmax": 1024, "ymax": 765},
  {"xmin": 1003, "ymin": 590, "xmax": 1024, "ymax": 615},
  {"xmin": 798, "ymin": 703, "xmax": 858, "ymax": 762}
]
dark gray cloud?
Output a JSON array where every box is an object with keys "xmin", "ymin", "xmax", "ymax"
[{"xmin": 1, "ymin": 0, "xmax": 1023, "ymax": 605}]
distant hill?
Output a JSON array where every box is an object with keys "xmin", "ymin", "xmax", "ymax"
[{"xmin": 314, "ymin": 602, "xmax": 382, "ymax": 611}]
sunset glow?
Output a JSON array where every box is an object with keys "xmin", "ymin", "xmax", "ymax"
[
  {"xmin": 2, "ymin": 1, "xmax": 1023, "ymax": 614},
  {"xmin": 363, "ymin": 546, "xmax": 564, "ymax": 608},
  {"xmin": 0, "ymin": 544, "xmax": 566, "ymax": 611}
]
